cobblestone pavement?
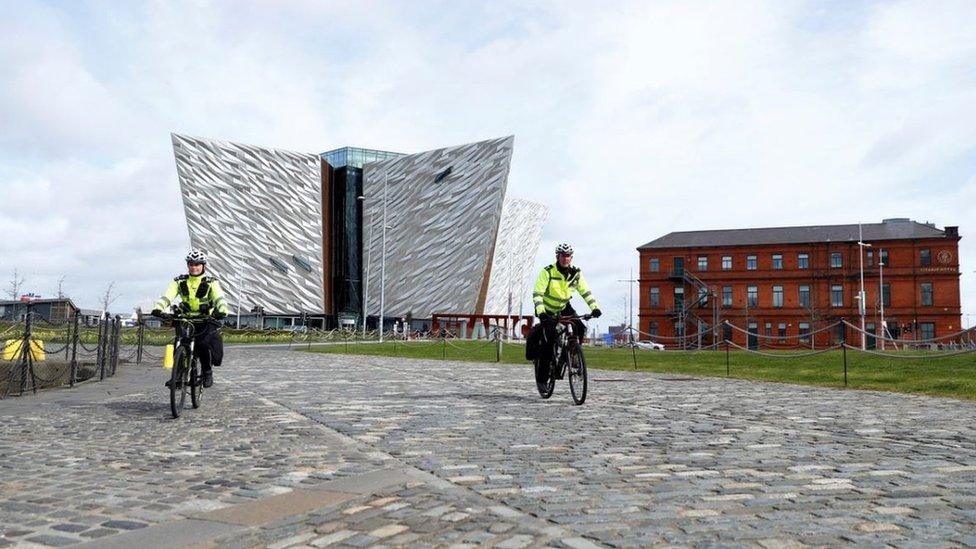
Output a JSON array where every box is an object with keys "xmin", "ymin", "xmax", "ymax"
[{"xmin": 2, "ymin": 348, "xmax": 976, "ymax": 548}]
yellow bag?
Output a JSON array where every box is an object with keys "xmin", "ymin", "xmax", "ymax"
[{"xmin": 2, "ymin": 339, "xmax": 45, "ymax": 361}]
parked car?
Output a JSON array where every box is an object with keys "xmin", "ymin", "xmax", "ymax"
[{"xmin": 634, "ymin": 341, "xmax": 665, "ymax": 351}]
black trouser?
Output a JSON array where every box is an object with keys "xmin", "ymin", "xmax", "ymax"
[
  {"xmin": 191, "ymin": 322, "xmax": 223, "ymax": 373},
  {"xmin": 538, "ymin": 304, "xmax": 585, "ymax": 373}
]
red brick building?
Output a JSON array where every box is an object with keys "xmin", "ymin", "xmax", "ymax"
[{"xmin": 637, "ymin": 219, "xmax": 962, "ymax": 349}]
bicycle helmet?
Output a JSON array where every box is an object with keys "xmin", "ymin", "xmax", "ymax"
[
  {"xmin": 185, "ymin": 249, "xmax": 208, "ymax": 264},
  {"xmin": 555, "ymin": 242, "xmax": 574, "ymax": 256}
]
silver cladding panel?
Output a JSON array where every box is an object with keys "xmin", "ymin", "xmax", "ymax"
[
  {"xmin": 362, "ymin": 136, "xmax": 514, "ymax": 318},
  {"xmin": 484, "ymin": 198, "xmax": 548, "ymax": 315},
  {"xmin": 172, "ymin": 134, "xmax": 325, "ymax": 313}
]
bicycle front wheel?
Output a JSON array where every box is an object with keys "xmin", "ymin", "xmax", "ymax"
[
  {"xmin": 568, "ymin": 342, "xmax": 587, "ymax": 405},
  {"xmin": 170, "ymin": 346, "xmax": 189, "ymax": 418}
]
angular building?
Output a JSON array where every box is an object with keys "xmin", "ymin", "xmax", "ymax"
[{"xmin": 172, "ymin": 134, "xmax": 547, "ymax": 327}]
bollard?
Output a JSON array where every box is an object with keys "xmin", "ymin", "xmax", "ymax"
[{"xmin": 163, "ymin": 344, "xmax": 174, "ymax": 369}]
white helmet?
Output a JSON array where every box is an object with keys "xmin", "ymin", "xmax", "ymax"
[
  {"xmin": 555, "ymin": 243, "xmax": 574, "ymax": 256},
  {"xmin": 185, "ymin": 249, "xmax": 208, "ymax": 264}
]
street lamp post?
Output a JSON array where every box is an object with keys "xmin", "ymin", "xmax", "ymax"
[
  {"xmin": 357, "ymin": 195, "xmax": 371, "ymax": 338},
  {"xmin": 879, "ymin": 257, "xmax": 886, "ymax": 350},
  {"xmin": 856, "ymin": 224, "xmax": 872, "ymax": 350},
  {"xmin": 379, "ymin": 169, "xmax": 389, "ymax": 343}
]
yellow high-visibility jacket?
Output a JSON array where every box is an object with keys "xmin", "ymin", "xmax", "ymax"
[
  {"xmin": 154, "ymin": 274, "xmax": 229, "ymax": 318},
  {"xmin": 532, "ymin": 264, "xmax": 599, "ymax": 316}
]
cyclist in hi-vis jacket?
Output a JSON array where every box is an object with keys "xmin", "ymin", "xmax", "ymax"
[
  {"xmin": 531, "ymin": 243, "xmax": 602, "ymax": 374},
  {"xmin": 151, "ymin": 249, "xmax": 229, "ymax": 388}
]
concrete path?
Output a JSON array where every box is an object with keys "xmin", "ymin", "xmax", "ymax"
[{"xmin": 1, "ymin": 348, "xmax": 975, "ymax": 547}]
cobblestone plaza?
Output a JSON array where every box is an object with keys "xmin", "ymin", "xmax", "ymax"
[{"xmin": 2, "ymin": 349, "xmax": 975, "ymax": 547}]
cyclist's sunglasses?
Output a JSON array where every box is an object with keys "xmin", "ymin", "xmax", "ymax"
[{"xmin": 187, "ymin": 261, "xmax": 205, "ymax": 266}]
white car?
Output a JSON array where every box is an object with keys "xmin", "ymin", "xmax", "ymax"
[{"xmin": 633, "ymin": 341, "xmax": 665, "ymax": 351}]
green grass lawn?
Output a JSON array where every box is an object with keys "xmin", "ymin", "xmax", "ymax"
[{"xmin": 305, "ymin": 340, "xmax": 976, "ymax": 401}]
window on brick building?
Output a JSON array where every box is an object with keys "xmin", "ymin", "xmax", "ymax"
[
  {"xmin": 649, "ymin": 258, "xmax": 660, "ymax": 272},
  {"xmin": 830, "ymin": 252, "xmax": 842, "ymax": 268},
  {"xmin": 747, "ymin": 286, "xmax": 758, "ymax": 307},
  {"xmin": 649, "ymin": 322, "xmax": 659, "ymax": 337},
  {"xmin": 698, "ymin": 256, "xmax": 708, "ymax": 271},
  {"xmin": 798, "ymin": 253, "xmax": 809, "ymax": 269},
  {"xmin": 882, "ymin": 284, "xmax": 891, "ymax": 307},
  {"xmin": 722, "ymin": 286, "xmax": 732, "ymax": 307},
  {"xmin": 831, "ymin": 285, "xmax": 843, "ymax": 307},
  {"xmin": 867, "ymin": 250, "xmax": 874, "ymax": 266},
  {"xmin": 747, "ymin": 255, "xmax": 757, "ymax": 270},
  {"xmin": 764, "ymin": 322, "xmax": 772, "ymax": 337},
  {"xmin": 778, "ymin": 323, "xmax": 787, "ymax": 341},
  {"xmin": 674, "ymin": 287, "xmax": 684, "ymax": 308},
  {"xmin": 649, "ymin": 287, "xmax": 660, "ymax": 308},
  {"xmin": 799, "ymin": 322, "xmax": 811, "ymax": 344},
  {"xmin": 921, "ymin": 282, "xmax": 933, "ymax": 306},
  {"xmin": 722, "ymin": 256, "xmax": 732, "ymax": 270},
  {"xmin": 879, "ymin": 249, "xmax": 889, "ymax": 266},
  {"xmin": 920, "ymin": 322, "xmax": 935, "ymax": 340},
  {"xmin": 799, "ymin": 285, "xmax": 811, "ymax": 308},
  {"xmin": 772, "ymin": 285, "xmax": 783, "ymax": 308},
  {"xmin": 920, "ymin": 249, "xmax": 931, "ymax": 267},
  {"xmin": 772, "ymin": 254, "xmax": 783, "ymax": 270},
  {"xmin": 698, "ymin": 287, "xmax": 708, "ymax": 306}
]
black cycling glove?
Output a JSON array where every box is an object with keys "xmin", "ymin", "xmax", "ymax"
[{"xmin": 591, "ymin": 308, "xmax": 602, "ymax": 318}]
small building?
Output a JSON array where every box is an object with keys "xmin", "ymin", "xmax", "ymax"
[{"xmin": 0, "ymin": 298, "xmax": 79, "ymax": 323}]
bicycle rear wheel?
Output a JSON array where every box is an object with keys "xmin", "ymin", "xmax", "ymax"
[
  {"xmin": 170, "ymin": 346, "xmax": 189, "ymax": 418},
  {"xmin": 568, "ymin": 341, "xmax": 587, "ymax": 405},
  {"xmin": 190, "ymin": 357, "xmax": 202, "ymax": 409},
  {"xmin": 535, "ymin": 358, "xmax": 554, "ymax": 399}
]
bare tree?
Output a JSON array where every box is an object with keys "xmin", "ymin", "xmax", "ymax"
[
  {"xmin": 6, "ymin": 268, "xmax": 25, "ymax": 300},
  {"xmin": 57, "ymin": 275, "xmax": 66, "ymax": 299},
  {"xmin": 100, "ymin": 281, "xmax": 121, "ymax": 318}
]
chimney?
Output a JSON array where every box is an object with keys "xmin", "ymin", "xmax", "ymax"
[{"xmin": 945, "ymin": 226, "xmax": 959, "ymax": 238}]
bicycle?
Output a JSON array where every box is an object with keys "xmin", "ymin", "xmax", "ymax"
[
  {"xmin": 535, "ymin": 314, "xmax": 591, "ymax": 405},
  {"xmin": 156, "ymin": 309, "xmax": 218, "ymax": 418}
]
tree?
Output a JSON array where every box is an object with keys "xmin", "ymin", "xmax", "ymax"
[
  {"xmin": 57, "ymin": 276, "xmax": 66, "ymax": 299},
  {"xmin": 6, "ymin": 268, "xmax": 25, "ymax": 300},
  {"xmin": 100, "ymin": 281, "xmax": 121, "ymax": 318}
]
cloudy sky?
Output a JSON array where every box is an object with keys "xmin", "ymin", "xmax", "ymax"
[{"xmin": 1, "ymin": 0, "xmax": 975, "ymax": 328}]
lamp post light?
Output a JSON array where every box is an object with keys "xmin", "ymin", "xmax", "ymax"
[{"xmin": 856, "ymin": 224, "xmax": 871, "ymax": 350}]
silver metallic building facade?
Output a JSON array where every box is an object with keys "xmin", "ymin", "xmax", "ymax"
[
  {"xmin": 172, "ymin": 134, "xmax": 325, "ymax": 313},
  {"xmin": 172, "ymin": 133, "xmax": 545, "ymax": 320}
]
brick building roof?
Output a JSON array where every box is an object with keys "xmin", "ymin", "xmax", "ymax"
[{"xmin": 638, "ymin": 219, "xmax": 953, "ymax": 250}]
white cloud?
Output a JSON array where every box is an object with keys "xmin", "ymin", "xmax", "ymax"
[{"xmin": 0, "ymin": 0, "xmax": 973, "ymax": 326}]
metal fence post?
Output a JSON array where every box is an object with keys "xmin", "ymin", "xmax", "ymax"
[
  {"xmin": 99, "ymin": 316, "xmax": 107, "ymax": 381},
  {"xmin": 496, "ymin": 326, "xmax": 502, "ymax": 363},
  {"xmin": 69, "ymin": 314, "xmax": 79, "ymax": 388},
  {"xmin": 19, "ymin": 305, "xmax": 37, "ymax": 396},
  {"xmin": 726, "ymin": 339, "xmax": 730, "ymax": 376},
  {"xmin": 137, "ymin": 317, "xmax": 145, "ymax": 364},
  {"xmin": 111, "ymin": 316, "xmax": 121, "ymax": 376},
  {"xmin": 842, "ymin": 343, "xmax": 848, "ymax": 387}
]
